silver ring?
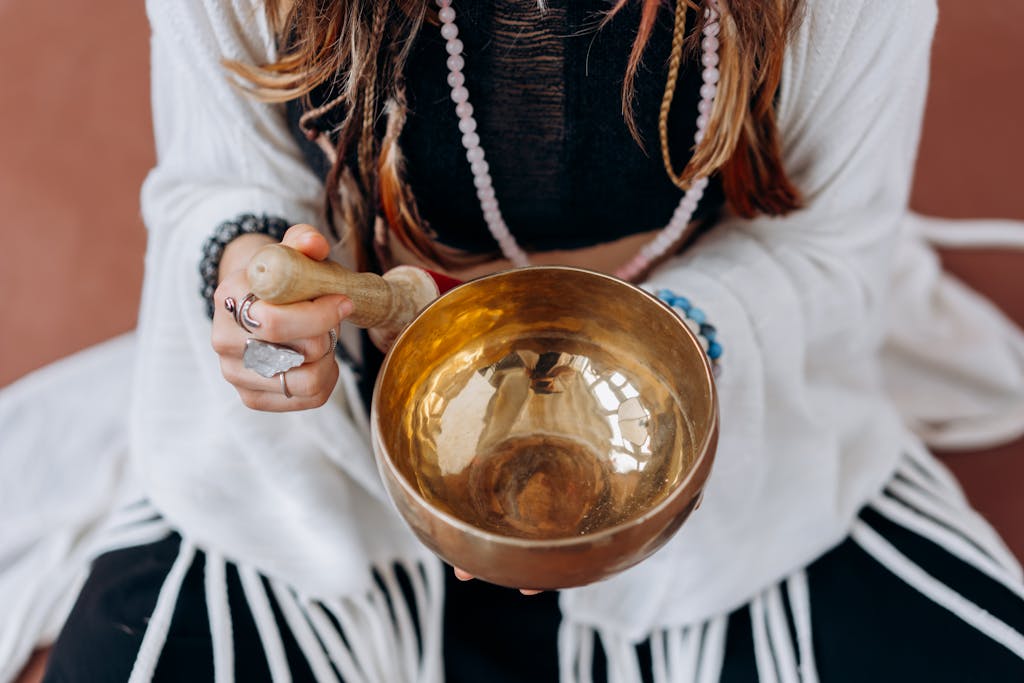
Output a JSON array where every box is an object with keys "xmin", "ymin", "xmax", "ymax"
[
  {"xmin": 280, "ymin": 371, "xmax": 293, "ymax": 399},
  {"xmin": 243, "ymin": 339, "xmax": 305, "ymax": 378},
  {"xmin": 321, "ymin": 328, "xmax": 338, "ymax": 360},
  {"xmin": 238, "ymin": 293, "xmax": 261, "ymax": 332},
  {"xmin": 224, "ymin": 293, "xmax": 261, "ymax": 333}
]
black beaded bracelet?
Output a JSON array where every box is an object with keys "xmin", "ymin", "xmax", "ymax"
[{"xmin": 199, "ymin": 214, "xmax": 290, "ymax": 318}]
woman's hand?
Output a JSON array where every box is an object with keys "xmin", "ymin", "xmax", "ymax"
[
  {"xmin": 452, "ymin": 567, "xmax": 542, "ymax": 596},
  {"xmin": 211, "ymin": 225, "xmax": 354, "ymax": 412}
]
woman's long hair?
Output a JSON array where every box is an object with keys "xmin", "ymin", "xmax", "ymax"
[{"xmin": 228, "ymin": 0, "xmax": 803, "ymax": 271}]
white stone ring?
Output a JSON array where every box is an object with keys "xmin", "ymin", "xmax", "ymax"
[{"xmin": 243, "ymin": 339, "xmax": 305, "ymax": 379}]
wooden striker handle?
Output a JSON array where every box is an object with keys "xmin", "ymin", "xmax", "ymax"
[{"xmin": 246, "ymin": 244, "xmax": 435, "ymax": 331}]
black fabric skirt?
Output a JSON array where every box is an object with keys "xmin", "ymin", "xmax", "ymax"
[{"xmin": 43, "ymin": 477, "xmax": 1024, "ymax": 682}]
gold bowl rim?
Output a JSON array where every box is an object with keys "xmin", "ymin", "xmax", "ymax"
[{"xmin": 370, "ymin": 265, "xmax": 719, "ymax": 549}]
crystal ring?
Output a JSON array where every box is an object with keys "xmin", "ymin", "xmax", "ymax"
[{"xmin": 243, "ymin": 339, "xmax": 305, "ymax": 378}]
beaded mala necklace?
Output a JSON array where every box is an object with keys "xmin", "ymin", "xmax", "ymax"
[{"xmin": 436, "ymin": 0, "xmax": 722, "ymax": 281}]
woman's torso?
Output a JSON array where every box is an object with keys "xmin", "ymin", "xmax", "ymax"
[{"xmin": 287, "ymin": 0, "xmax": 725, "ymax": 278}]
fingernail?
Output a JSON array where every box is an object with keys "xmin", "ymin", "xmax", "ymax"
[{"xmin": 338, "ymin": 299, "xmax": 355, "ymax": 318}]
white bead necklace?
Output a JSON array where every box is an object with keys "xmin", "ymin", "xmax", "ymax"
[{"xmin": 435, "ymin": 0, "xmax": 722, "ymax": 281}]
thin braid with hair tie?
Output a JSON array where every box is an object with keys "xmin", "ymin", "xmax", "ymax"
[
  {"xmin": 298, "ymin": 92, "xmax": 346, "ymax": 141},
  {"xmin": 357, "ymin": 1, "xmax": 389, "ymax": 186},
  {"xmin": 658, "ymin": 0, "xmax": 693, "ymax": 190}
]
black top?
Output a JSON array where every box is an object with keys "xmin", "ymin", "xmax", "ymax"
[{"xmin": 286, "ymin": 0, "xmax": 724, "ymax": 254}]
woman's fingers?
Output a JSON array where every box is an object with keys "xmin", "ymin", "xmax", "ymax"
[
  {"xmin": 217, "ymin": 326, "xmax": 337, "ymax": 365},
  {"xmin": 451, "ymin": 567, "xmax": 542, "ymax": 595},
  {"xmin": 244, "ymin": 295, "xmax": 352, "ymax": 344},
  {"xmin": 213, "ymin": 273, "xmax": 346, "ymax": 410},
  {"xmin": 214, "ymin": 263, "xmax": 351, "ymax": 358},
  {"xmin": 281, "ymin": 224, "xmax": 331, "ymax": 260},
  {"xmin": 230, "ymin": 358, "xmax": 340, "ymax": 412},
  {"xmin": 209, "ymin": 225, "xmax": 350, "ymax": 413},
  {"xmin": 220, "ymin": 349, "xmax": 339, "ymax": 395},
  {"xmin": 234, "ymin": 380, "xmax": 335, "ymax": 412}
]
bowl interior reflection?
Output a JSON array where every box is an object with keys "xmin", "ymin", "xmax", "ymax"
[
  {"xmin": 374, "ymin": 267, "xmax": 713, "ymax": 545},
  {"xmin": 404, "ymin": 332, "xmax": 694, "ymax": 539}
]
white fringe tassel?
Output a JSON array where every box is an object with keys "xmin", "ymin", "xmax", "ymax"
[
  {"xmin": 323, "ymin": 597, "xmax": 388, "ymax": 681},
  {"xmin": 302, "ymin": 601, "xmax": 368, "ymax": 683},
  {"xmin": 560, "ymin": 615, "xmax": 731, "ymax": 683},
  {"xmin": 765, "ymin": 585, "xmax": 800, "ymax": 683},
  {"xmin": 216, "ymin": 558, "xmax": 444, "ymax": 683},
  {"xmin": 85, "ymin": 499, "xmax": 173, "ymax": 558},
  {"xmin": 378, "ymin": 564, "xmax": 421, "ymax": 681},
  {"xmin": 239, "ymin": 564, "xmax": 293, "ymax": 683},
  {"xmin": 666, "ymin": 624, "xmax": 699, "ymax": 683},
  {"xmin": 750, "ymin": 593, "xmax": 780, "ymax": 683},
  {"xmin": 871, "ymin": 494, "xmax": 1024, "ymax": 601},
  {"xmin": 126, "ymin": 540, "xmax": 196, "ymax": 683},
  {"xmin": 204, "ymin": 552, "xmax": 234, "ymax": 683},
  {"xmin": 273, "ymin": 582, "xmax": 340, "ymax": 683},
  {"xmin": 851, "ymin": 521, "xmax": 1024, "ymax": 660},
  {"xmin": 697, "ymin": 616, "xmax": 728, "ymax": 683},
  {"xmin": 894, "ymin": 451, "xmax": 1022, "ymax": 578},
  {"xmin": 785, "ymin": 571, "xmax": 819, "ymax": 683},
  {"xmin": 919, "ymin": 217, "xmax": 1024, "ymax": 251}
]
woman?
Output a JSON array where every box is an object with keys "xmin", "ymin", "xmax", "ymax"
[{"xmin": 25, "ymin": 0, "xmax": 1024, "ymax": 680}]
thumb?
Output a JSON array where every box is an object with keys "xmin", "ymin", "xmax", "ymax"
[{"xmin": 281, "ymin": 224, "xmax": 331, "ymax": 262}]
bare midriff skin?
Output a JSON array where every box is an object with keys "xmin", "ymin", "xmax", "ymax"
[{"xmin": 383, "ymin": 225, "xmax": 672, "ymax": 282}]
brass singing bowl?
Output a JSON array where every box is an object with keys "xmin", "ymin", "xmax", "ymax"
[{"xmin": 371, "ymin": 266, "xmax": 718, "ymax": 589}]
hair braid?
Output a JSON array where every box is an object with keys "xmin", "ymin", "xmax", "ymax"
[{"xmin": 658, "ymin": 0, "xmax": 692, "ymax": 189}]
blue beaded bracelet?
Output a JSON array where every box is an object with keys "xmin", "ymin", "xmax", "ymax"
[{"xmin": 651, "ymin": 288, "xmax": 723, "ymax": 375}]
